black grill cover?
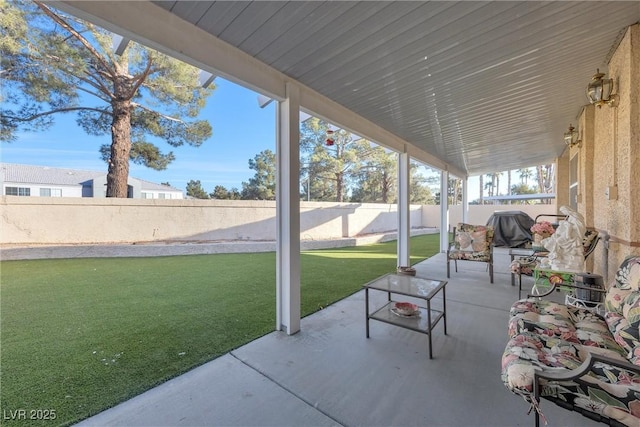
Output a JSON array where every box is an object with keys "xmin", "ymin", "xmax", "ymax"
[{"xmin": 486, "ymin": 210, "xmax": 535, "ymax": 248}]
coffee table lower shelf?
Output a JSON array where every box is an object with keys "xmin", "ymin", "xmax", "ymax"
[
  {"xmin": 368, "ymin": 302, "xmax": 444, "ymax": 335},
  {"xmin": 366, "ymin": 299, "xmax": 446, "ymax": 359}
]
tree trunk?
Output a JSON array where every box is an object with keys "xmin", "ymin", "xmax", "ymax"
[
  {"xmin": 336, "ymin": 172, "xmax": 343, "ymax": 202},
  {"xmin": 381, "ymin": 170, "xmax": 389, "ymax": 203},
  {"xmin": 107, "ymin": 98, "xmax": 132, "ymax": 198}
]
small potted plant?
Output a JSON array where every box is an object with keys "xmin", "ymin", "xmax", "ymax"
[
  {"xmin": 530, "ymin": 221, "xmax": 555, "ymax": 247},
  {"xmin": 397, "ymin": 266, "xmax": 416, "ymax": 276}
]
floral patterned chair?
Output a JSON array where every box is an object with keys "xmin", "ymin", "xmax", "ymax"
[
  {"xmin": 446, "ymin": 223, "xmax": 494, "ymax": 283},
  {"xmin": 501, "ymin": 256, "xmax": 640, "ymax": 427}
]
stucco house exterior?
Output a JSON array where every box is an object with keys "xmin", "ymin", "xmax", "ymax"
[{"xmin": 0, "ymin": 163, "xmax": 183, "ymax": 199}]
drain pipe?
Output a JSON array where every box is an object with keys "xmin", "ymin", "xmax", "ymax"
[{"xmin": 601, "ymin": 231, "xmax": 610, "ymax": 281}]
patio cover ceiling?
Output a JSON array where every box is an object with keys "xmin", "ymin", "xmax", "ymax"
[{"xmin": 57, "ymin": 1, "xmax": 640, "ymax": 178}]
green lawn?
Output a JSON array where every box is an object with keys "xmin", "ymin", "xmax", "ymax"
[{"xmin": 0, "ymin": 234, "xmax": 440, "ymax": 426}]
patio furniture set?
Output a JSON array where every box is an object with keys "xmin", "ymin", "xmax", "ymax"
[
  {"xmin": 365, "ymin": 216, "xmax": 639, "ymax": 426},
  {"xmin": 444, "ymin": 217, "xmax": 639, "ymax": 426},
  {"xmin": 501, "ymin": 255, "xmax": 640, "ymax": 427}
]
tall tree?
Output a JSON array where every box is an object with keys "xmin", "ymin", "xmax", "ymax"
[
  {"xmin": 210, "ymin": 185, "xmax": 231, "ymax": 199},
  {"xmin": 1, "ymin": 0, "xmax": 213, "ymax": 197},
  {"xmin": 518, "ymin": 168, "xmax": 533, "ymax": 185},
  {"xmin": 241, "ymin": 149, "xmax": 276, "ymax": 200},
  {"xmin": 484, "ymin": 172, "xmax": 502, "ymax": 198},
  {"xmin": 535, "ymin": 164, "xmax": 555, "ymax": 204},
  {"xmin": 350, "ymin": 147, "xmax": 396, "ymax": 203},
  {"xmin": 300, "ymin": 118, "xmax": 375, "ymax": 202},
  {"xmin": 409, "ymin": 164, "xmax": 434, "ymax": 205},
  {"xmin": 186, "ymin": 180, "xmax": 209, "ymax": 199},
  {"xmin": 449, "ymin": 177, "xmax": 462, "ymax": 205},
  {"xmin": 484, "ymin": 174, "xmax": 495, "ymax": 197},
  {"xmin": 210, "ymin": 185, "xmax": 241, "ymax": 200},
  {"xmin": 511, "ymin": 183, "xmax": 537, "ymax": 204}
]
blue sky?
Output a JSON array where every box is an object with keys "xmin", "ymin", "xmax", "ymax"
[
  {"xmin": 1, "ymin": 74, "xmax": 504, "ymax": 200},
  {"xmin": 1, "ymin": 78, "xmax": 277, "ymax": 193},
  {"xmin": 0, "ymin": 4, "xmax": 526, "ymax": 200}
]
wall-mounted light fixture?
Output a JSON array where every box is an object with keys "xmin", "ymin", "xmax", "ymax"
[
  {"xmin": 564, "ymin": 124, "xmax": 581, "ymax": 148},
  {"xmin": 586, "ymin": 69, "xmax": 617, "ymax": 107}
]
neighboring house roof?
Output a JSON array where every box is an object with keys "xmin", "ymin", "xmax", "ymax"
[{"xmin": 0, "ymin": 163, "xmax": 181, "ymax": 192}]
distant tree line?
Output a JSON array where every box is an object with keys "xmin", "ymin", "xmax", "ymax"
[
  {"xmin": 185, "ymin": 117, "xmax": 550, "ymax": 204},
  {"xmin": 473, "ymin": 166, "xmax": 554, "ymax": 205},
  {"xmin": 186, "ymin": 118, "xmax": 436, "ymax": 203}
]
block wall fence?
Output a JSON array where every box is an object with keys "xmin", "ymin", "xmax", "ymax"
[{"xmin": 0, "ymin": 196, "xmax": 555, "ymax": 246}]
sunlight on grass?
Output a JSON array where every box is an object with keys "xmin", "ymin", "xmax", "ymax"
[
  {"xmin": 303, "ymin": 250, "xmax": 398, "ymax": 259},
  {"xmin": 0, "ymin": 233, "xmax": 439, "ymax": 426}
]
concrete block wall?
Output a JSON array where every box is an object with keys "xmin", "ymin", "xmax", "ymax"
[{"xmin": 1, "ymin": 196, "xmax": 555, "ymax": 246}]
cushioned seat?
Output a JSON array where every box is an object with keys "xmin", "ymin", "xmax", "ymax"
[
  {"xmin": 502, "ymin": 256, "xmax": 640, "ymax": 427},
  {"xmin": 446, "ymin": 223, "xmax": 494, "ymax": 283}
]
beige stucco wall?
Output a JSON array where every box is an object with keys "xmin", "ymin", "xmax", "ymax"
[
  {"xmin": 556, "ymin": 152, "xmax": 570, "ymax": 209},
  {"xmin": 1, "ymin": 196, "xmax": 556, "ymax": 246},
  {"xmin": 0, "ymin": 197, "xmax": 426, "ymax": 245},
  {"xmin": 573, "ymin": 24, "xmax": 640, "ymax": 282}
]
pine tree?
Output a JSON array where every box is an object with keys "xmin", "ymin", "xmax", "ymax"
[{"xmin": 1, "ymin": 1, "xmax": 213, "ymax": 197}]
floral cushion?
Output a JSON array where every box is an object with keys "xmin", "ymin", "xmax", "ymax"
[
  {"xmin": 503, "ymin": 256, "xmax": 640, "ymax": 426},
  {"xmin": 605, "ymin": 257, "xmax": 640, "ymax": 365},
  {"xmin": 449, "ymin": 223, "xmax": 493, "ymax": 261},
  {"xmin": 455, "ymin": 223, "xmax": 493, "ymax": 252},
  {"xmin": 509, "ymin": 299, "xmax": 625, "ymax": 355},
  {"xmin": 502, "ymin": 331, "xmax": 640, "ymax": 426}
]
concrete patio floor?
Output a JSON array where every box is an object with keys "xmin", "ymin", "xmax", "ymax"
[{"xmin": 76, "ymin": 248, "xmax": 600, "ymax": 427}]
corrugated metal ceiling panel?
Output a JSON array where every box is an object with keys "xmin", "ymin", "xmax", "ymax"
[{"xmin": 152, "ymin": 1, "xmax": 640, "ymax": 176}]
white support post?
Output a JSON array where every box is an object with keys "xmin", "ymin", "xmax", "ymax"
[
  {"xmin": 440, "ymin": 170, "xmax": 450, "ymax": 252},
  {"xmin": 275, "ymin": 83, "xmax": 301, "ymax": 335},
  {"xmin": 397, "ymin": 151, "xmax": 410, "ymax": 267},
  {"xmin": 462, "ymin": 177, "xmax": 469, "ymax": 224}
]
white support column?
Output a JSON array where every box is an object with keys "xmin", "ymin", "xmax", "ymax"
[
  {"xmin": 462, "ymin": 177, "xmax": 469, "ymax": 224},
  {"xmin": 397, "ymin": 151, "xmax": 410, "ymax": 267},
  {"xmin": 440, "ymin": 170, "xmax": 450, "ymax": 252},
  {"xmin": 275, "ymin": 83, "xmax": 301, "ymax": 335}
]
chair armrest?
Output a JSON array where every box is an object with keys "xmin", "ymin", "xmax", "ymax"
[{"xmin": 534, "ymin": 352, "xmax": 639, "ymax": 383}]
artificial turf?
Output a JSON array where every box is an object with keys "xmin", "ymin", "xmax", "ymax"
[{"xmin": 0, "ymin": 233, "xmax": 440, "ymax": 426}]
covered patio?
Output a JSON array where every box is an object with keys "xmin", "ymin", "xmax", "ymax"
[
  {"xmin": 37, "ymin": 2, "xmax": 639, "ymax": 425},
  {"xmin": 77, "ymin": 249, "xmax": 599, "ymax": 426},
  {"xmin": 53, "ymin": 1, "xmax": 640, "ymax": 336}
]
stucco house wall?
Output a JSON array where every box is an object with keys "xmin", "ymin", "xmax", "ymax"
[{"xmin": 573, "ymin": 24, "xmax": 640, "ymax": 281}]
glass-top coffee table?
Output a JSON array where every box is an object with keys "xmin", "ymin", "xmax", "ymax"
[{"xmin": 363, "ymin": 273, "xmax": 447, "ymax": 359}]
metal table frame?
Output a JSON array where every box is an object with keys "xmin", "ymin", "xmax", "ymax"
[{"xmin": 364, "ymin": 273, "xmax": 447, "ymax": 359}]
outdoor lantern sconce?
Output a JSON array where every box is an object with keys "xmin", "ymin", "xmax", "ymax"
[
  {"xmin": 586, "ymin": 69, "xmax": 617, "ymax": 107},
  {"xmin": 564, "ymin": 124, "xmax": 581, "ymax": 148}
]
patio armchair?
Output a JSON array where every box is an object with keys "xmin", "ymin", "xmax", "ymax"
[{"xmin": 447, "ymin": 223, "xmax": 494, "ymax": 283}]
